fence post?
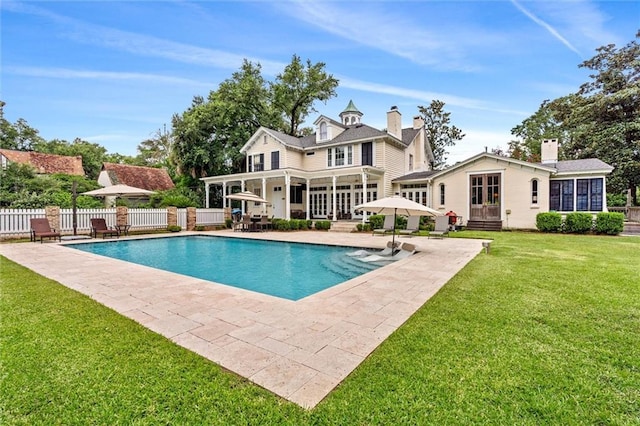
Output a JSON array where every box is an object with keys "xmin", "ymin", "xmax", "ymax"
[
  {"xmin": 116, "ymin": 206, "xmax": 128, "ymax": 227},
  {"xmin": 186, "ymin": 207, "xmax": 196, "ymax": 231},
  {"xmin": 224, "ymin": 207, "xmax": 231, "ymax": 221},
  {"xmin": 167, "ymin": 206, "xmax": 177, "ymax": 228},
  {"xmin": 45, "ymin": 206, "xmax": 61, "ymax": 232}
]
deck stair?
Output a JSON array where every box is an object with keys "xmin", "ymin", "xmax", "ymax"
[
  {"xmin": 623, "ymin": 222, "xmax": 640, "ymax": 235},
  {"xmin": 327, "ymin": 221, "xmax": 359, "ymax": 233},
  {"xmin": 465, "ymin": 220, "xmax": 503, "ymax": 231}
]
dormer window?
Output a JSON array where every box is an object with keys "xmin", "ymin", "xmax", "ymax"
[{"xmin": 319, "ymin": 122, "xmax": 328, "ymax": 140}]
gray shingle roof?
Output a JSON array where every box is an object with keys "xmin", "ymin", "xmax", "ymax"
[
  {"xmin": 392, "ymin": 170, "xmax": 438, "ymax": 182},
  {"xmin": 539, "ymin": 159, "xmax": 614, "ymax": 173}
]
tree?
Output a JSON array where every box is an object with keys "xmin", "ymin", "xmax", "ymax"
[
  {"xmin": 136, "ymin": 125, "xmax": 173, "ymax": 168},
  {"xmin": 551, "ymin": 32, "xmax": 640, "ymax": 204},
  {"xmin": 0, "ymin": 101, "xmax": 45, "ymax": 150},
  {"xmin": 271, "ymin": 55, "xmax": 339, "ymax": 136},
  {"xmin": 509, "ymin": 99, "xmax": 567, "ymax": 162},
  {"xmin": 417, "ymin": 100, "xmax": 465, "ymax": 169}
]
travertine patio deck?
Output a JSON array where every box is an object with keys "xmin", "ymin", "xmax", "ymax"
[{"xmin": 0, "ymin": 231, "xmax": 486, "ymax": 408}]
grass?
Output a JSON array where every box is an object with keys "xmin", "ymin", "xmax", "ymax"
[{"xmin": 1, "ymin": 232, "xmax": 639, "ymax": 424}]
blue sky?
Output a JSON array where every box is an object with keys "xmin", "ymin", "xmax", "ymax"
[{"xmin": 2, "ymin": 1, "xmax": 638, "ymax": 164}]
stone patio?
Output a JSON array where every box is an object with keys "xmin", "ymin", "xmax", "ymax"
[{"xmin": 0, "ymin": 230, "xmax": 486, "ymax": 408}]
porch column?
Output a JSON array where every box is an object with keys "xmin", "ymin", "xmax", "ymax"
[
  {"xmin": 221, "ymin": 182, "xmax": 226, "ymax": 208},
  {"xmin": 284, "ymin": 173, "xmax": 291, "ymax": 220},
  {"xmin": 205, "ymin": 182, "xmax": 210, "ymax": 208},
  {"xmin": 361, "ymin": 171, "xmax": 368, "ymax": 224},
  {"xmin": 241, "ymin": 180, "xmax": 246, "ymax": 213},
  {"xmin": 305, "ymin": 179, "xmax": 311, "ymax": 220},
  {"xmin": 332, "ymin": 176, "xmax": 337, "ymax": 221},
  {"xmin": 262, "ymin": 177, "xmax": 267, "ymax": 215}
]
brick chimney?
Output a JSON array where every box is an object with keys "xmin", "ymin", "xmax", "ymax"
[
  {"xmin": 541, "ymin": 139, "xmax": 558, "ymax": 164},
  {"xmin": 387, "ymin": 106, "xmax": 402, "ymax": 138}
]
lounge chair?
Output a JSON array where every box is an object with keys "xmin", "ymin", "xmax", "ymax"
[
  {"xmin": 358, "ymin": 242, "xmax": 416, "ymax": 263},
  {"xmin": 429, "ymin": 215, "xmax": 450, "ymax": 239},
  {"xmin": 241, "ymin": 214, "xmax": 254, "ymax": 232},
  {"xmin": 90, "ymin": 218, "xmax": 119, "ymax": 239},
  {"xmin": 372, "ymin": 215, "xmax": 395, "ymax": 236},
  {"xmin": 346, "ymin": 240, "xmax": 399, "ymax": 257},
  {"xmin": 30, "ymin": 218, "xmax": 61, "ymax": 243},
  {"xmin": 399, "ymin": 216, "xmax": 420, "ymax": 237}
]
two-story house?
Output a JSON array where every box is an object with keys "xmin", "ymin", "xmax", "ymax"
[
  {"xmin": 202, "ymin": 101, "xmax": 435, "ymax": 221},
  {"xmin": 202, "ymin": 102, "xmax": 613, "ymax": 229}
]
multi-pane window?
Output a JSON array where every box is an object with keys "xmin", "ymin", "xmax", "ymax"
[
  {"xmin": 550, "ymin": 180, "xmax": 574, "ymax": 211},
  {"xmin": 577, "ymin": 178, "xmax": 603, "ymax": 211},
  {"xmin": 319, "ymin": 122, "xmax": 328, "ymax": 140},
  {"xmin": 531, "ymin": 179, "xmax": 539, "ymax": 204},
  {"xmin": 439, "ymin": 183, "xmax": 445, "ymax": 205},
  {"xmin": 327, "ymin": 145, "xmax": 353, "ymax": 168},
  {"xmin": 249, "ymin": 153, "xmax": 264, "ymax": 172},
  {"xmin": 271, "ymin": 151, "xmax": 280, "ymax": 170}
]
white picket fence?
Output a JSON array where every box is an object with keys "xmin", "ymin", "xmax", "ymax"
[{"xmin": 0, "ymin": 208, "xmax": 225, "ymax": 238}]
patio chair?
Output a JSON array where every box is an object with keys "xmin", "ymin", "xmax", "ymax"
[
  {"xmin": 372, "ymin": 215, "xmax": 395, "ymax": 236},
  {"xmin": 358, "ymin": 242, "xmax": 416, "ymax": 263},
  {"xmin": 231, "ymin": 215, "xmax": 243, "ymax": 232},
  {"xmin": 429, "ymin": 215, "xmax": 450, "ymax": 239},
  {"xmin": 347, "ymin": 240, "xmax": 399, "ymax": 257},
  {"xmin": 30, "ymin": 218, "xmax": 61, "ymax": 243},
  {"xmin": 257, "ymin": 215, "xmax": 272, "ymax": 231},
  {"xmin": 90, "ymin": 218, "xmax": 120, "ymax": 239},
  {"xmin": 399, "ymin": 216, "xmax": 420, "ymax": 237},
  {"xmin": 241, "ymin": 214, "xmax": 254, "ymax": 232}
]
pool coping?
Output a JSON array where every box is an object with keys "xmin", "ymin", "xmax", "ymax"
[{"xmin": 0, "ymin": 230, "xmax": 486, "ymax": 408}]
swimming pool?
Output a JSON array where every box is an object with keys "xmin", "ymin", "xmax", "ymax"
[{"xmin": 70, "ymin": 236, "xmax": 381, "ymax": 300}]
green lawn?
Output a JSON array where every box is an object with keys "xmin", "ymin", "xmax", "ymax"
[{"xmin": 2, "ymin": 232, "xmax": 639, "ymax": 425}]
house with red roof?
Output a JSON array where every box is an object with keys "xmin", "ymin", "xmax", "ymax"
[
  {"xmin": 0, "ymin": 149, "xmax": 84, "ymax": 176},
  {"xmin": 97, "ymin": 163, "xmax": 175, "ymax": 191}
]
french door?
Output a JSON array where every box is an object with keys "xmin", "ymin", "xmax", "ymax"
[{"xmin": 470, "ymin": 174, "xmax": 501, "ymax": 220}]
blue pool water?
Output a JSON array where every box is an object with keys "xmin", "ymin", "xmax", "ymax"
[{"xmin": 70, "ymin": 236, "xmax": 381, "ymax": 300}]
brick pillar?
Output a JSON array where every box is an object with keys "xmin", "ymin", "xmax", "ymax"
[
  {"xmin": 186, "ymin": 207, "xmax": 196, "ymax": 231},
  {"xmin": 45, "ymin": 206, "xmax": 60, "ymax": 232},
  {"xmin": 116, "ymin": 206, "xmax": 128, "ymax": 227},
  {"xmin": 224, "ymin": 207, "xmax": 231, "ymax": 221},
  {"xmin": 167, "ymin": 206, "xmax": 178, "ymax": 228}
]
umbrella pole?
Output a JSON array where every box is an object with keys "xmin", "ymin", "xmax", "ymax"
[{"xmin": 392, "ymin": 208, "xmax": 397, "ymax": 253}]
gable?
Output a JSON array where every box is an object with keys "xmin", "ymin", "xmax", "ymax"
[{"xmin": 101, "ymin": 163, "xmax": 174, "ymax": 191}]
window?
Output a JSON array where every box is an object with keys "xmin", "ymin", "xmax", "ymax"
[
  {"xmin": 362, "ymin": 142, "xmax": 372, "ymax": 166},
  {"xmin": 335, "ymin": 147, "xmax": 345, "ymax": 166},
  {"xmin": 550, "ymin": 180, "xmax": 574, "ymax": 211},
  {"xmin": 409, "ymin": 154, "xmax": 414, "ymax": 171},
  {"xmin": 290, "ymin": 185, "xmax": 303, "ymax": 204},
  {"xmin": 531, "ymin": 179, "xmax": 539, "ymax": 204},
  {"xmin": 271, "ymin": 151, "xmax": 280, "ymax": 170},
  {"xmin": 253, "ymin": 188, "xmax": 262, "ymax": 206},
  {"xmin": 577, "ymin": 178, "xmax": 603, "ymax": 211},
  {"xmin": 327, "ymin": 145, "xmax": 353, "ymax": 168},
  {"xmin": 439, "ymin": 183, "xmax": 445, "ymax": 205},
  {"xmin": 250, "ymin": 153, "xmax": 264, "ymax": 172},
  {"xmin": 319, "ymin": 122, "xmax": 328, "ymax": 140}
]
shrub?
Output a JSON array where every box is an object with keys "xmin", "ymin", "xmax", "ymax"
[
  {"xmin": 289, "ymin": 220, "xmax": 300, "ymax": 231},
  {"xmin": 564, "ymin": 212, "xmax": 594, "ymax": 234},
  {"xmin": 194, "ymin": 225, "xmax": 205, "ymax": 231},
  {"xmin": 167, "ymin": 225, "xmax": 181, "ymax": 232},
  {"xmin": 595, "ymin": 212, "xmax": 624, "ymax": 235},
  {"xmin": 274, "ymin": 220, "xmax": 290, "ymax": 231},
  {"xmin": 225, "ymin": 218, "xmax": 233, "ymax": 229},
  {"xmin": 368, "ymin": 215, "xmax": 384, "ymax": 230},
  {"xmin": 356, "ymin": 223, "xmax": 372, "ymax": 232},
  {"xmin": 314, "ymin": 220, "xmax": 331, "ymax": 231},
  {"xmin": 536, "ymin": 212, "xmax": 563, "ymax": 232}
]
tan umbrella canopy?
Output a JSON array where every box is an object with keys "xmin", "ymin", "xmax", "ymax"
[
  {"xmin": 82, "ymin": 184, "xmax": 156, "ymax": 197},
  {"xmin": 226, "ymin": 191, "xmax": 268, "ymax": 204},
  {"xmin": 355, "ymin": 195, "xmax": 443, "ymax": 246}
]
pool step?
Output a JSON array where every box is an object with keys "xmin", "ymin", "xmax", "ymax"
[{"xmin": 320, "ymin": 252, "xmax": 380, "ymax": 279}]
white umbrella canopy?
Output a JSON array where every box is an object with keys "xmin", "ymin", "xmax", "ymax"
[
  {"xmin": 355, "ymin": 195, "xmax": 443, "ymax": 247},
  {"xmin": 82, "ymin": 184, "xmax": 156, "ymax": 197},
  {"xmin": 226, "ymin": 191, "xmax": 269, "ymax": 204}
]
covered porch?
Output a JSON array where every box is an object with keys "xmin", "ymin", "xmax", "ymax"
[{"xmin": 201, "ymin": 166, "xmax": 386, "ymax": 221}]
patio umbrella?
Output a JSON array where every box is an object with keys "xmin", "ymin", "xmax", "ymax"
[
  {"xmin": 355, "ymin": 195, "xmax": 443, "ymax": 248},
  {"xmin": 225, "ymin": 191, "xmax": 268, "ymax": 203},
  {"xmin": 82, "ymin": 184, "xmax": 156, "ymax": 197}
]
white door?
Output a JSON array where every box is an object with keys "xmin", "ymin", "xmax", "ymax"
[{"xmin": 271, "ymin": 186, "xmax": 284, "ymax": 218}]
